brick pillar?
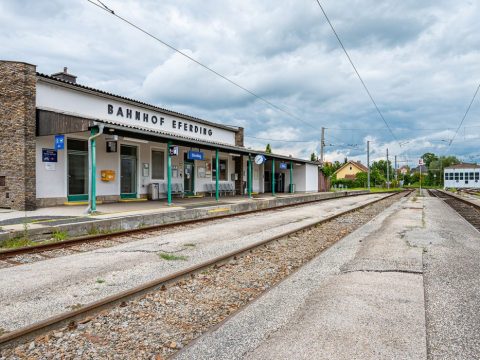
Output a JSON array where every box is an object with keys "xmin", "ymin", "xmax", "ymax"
[
  {"xmin": 235, "ymin": 127, "xmax": 244, "ymax": 147},
  {"xmin": 0, "ymin": 61, "xmax": 37, "ymax": 210}
]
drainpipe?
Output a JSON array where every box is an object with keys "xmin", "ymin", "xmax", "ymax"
[{"xmin": 86, "ymin": 124, "xmax": 104, "ymax": 214}]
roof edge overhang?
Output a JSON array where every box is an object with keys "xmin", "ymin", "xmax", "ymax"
[
  {"xmin": 97, "ymin": 121, "xmax": 316, "ymax": 165},
  {"xmin": 36, "ymin": 74, "xmax": 240, "ymax": 134}
]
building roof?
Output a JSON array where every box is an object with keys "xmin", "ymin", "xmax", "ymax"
[
  {"xmin": 36, "ymin": 73, "xmax": 239, "ymax": 133},
  {"xmin": 444, "ymin": 163, "xmax": 480, "ymax": 170},
  {"xmin": 35, "ymin": 74, "xmax": 318, "ymax": 166},
  {"xmin": 333, "ymin": 161, "xmax": 369, "ymax": 176},
  {"xmin": 411, "ymin": 164, "xmax": 427, "ymax": 173}
]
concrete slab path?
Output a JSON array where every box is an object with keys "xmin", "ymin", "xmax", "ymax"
[{"xmin": 177, "ymin": 192, "xmax": 480, "ymax": 359}]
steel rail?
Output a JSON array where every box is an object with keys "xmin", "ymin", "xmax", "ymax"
[
  {"xmin": 0, "ymin": 190, "xmax": 410, "ymax": 348},
  {"xmin": 430, "ymin": 189, "xmax": 480, "ymax": 210},
  {"xmin": 0, "ymin": 191, "xmax": 393, "ymax": 260},
  {"xmin": 428, "ymin": 189, "xmax": 480, "ymax": 230}
]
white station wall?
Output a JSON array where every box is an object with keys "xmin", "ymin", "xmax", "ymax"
[
  {"xmin": 36, "ymin": 136, "xmax": 67, "ymax": 198},
  {"xmin": 292, "ymin": 164, "xmax": 318, "ymax": 192},
  {"xmin": 305, "ymin": 164, "xmax": 319, "ymax": 192},
  {"xmin": 36, "ymin": 134, "xmax": 238, "ymax": 199}
]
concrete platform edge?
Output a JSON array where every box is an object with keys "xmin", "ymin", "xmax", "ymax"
[{"xmin": 0, "ymin": 191, "xmax": 370, "ymax": 243}]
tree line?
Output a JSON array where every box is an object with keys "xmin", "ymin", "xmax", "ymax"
[{"xmin": 319, "ymin": 152, "xmax": 461, "ymax": 188}]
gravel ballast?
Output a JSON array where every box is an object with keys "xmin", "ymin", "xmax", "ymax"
[{"xmin": 0, "ymin": 193, "xmax": 405, "ymax": 359}]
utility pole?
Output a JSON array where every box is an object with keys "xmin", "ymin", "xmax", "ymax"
[
  {"xmin": 386, "ymin": 148, "xmax": 390, "ymax": 189},
  {"xmin": 394, "ymin": 155, "xmax": 398, "ymax": 183},
  {"xmin": 367, "ymin": 140, "xmax": 370, "ymax": 191},
  {"xmin": 320, "ymin": 127, "xmax": 325, "ymax": 165}
]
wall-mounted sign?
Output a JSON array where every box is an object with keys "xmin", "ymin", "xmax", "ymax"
[
  {"xmin": 42, "ymin": 148, "xmax": 57, "ymax": 162},
  {"xmin": 37, "ymin": 82, "xmax": 237, "ymax": 146},
  {"xmin": 54, "ymin": 135, "xmax": 64, "ymax": 150},
  {"xmin": 279, "ymin": 162, "xmax": 288, "ymax": 170},
  {"xmin": 254, "ymin": 154, "xmax": 266, "ymax": 165},
  {"xmin": 187, "ymin": 150, "xmax": 204, "ymax": 161},
  {"xmin": 169, "ymin": 145, "xmax": 179, "ymax": 156},
  {"xmin": 106, "ymin": 141, "xmax": 117, "ymax": 153}
]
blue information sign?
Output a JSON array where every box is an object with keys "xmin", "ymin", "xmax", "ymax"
[
  {"xmin": 279, "ymin": 162, "xmax": 288, "ymax": 170},
  {"xmin": 54, "ymin": 135, "xmax": 65, "ymax": 150},
  {"xmin": 42, "ymin": 148, "xmax": 58, "ymax": 162},
  {"xmin": 187, "ymin": 150, "xmax": 204, "ymax": 161}
]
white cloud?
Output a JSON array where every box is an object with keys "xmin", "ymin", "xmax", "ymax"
[{"xmin": 1, "ymin": 0, "xmax": 479, "ymax": 166}]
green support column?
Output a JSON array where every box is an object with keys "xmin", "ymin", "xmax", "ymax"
[
  {"xmin": 272, "ymin": 158, "xmax": 275, "ymax": 195},
  {"xmin": 167, "ymin": 141, "xmax": 172, "ymax": 205},
  {"xmin": 290, "ymin": 161, "xmax": 293, "ymax": 193},
  {"xmin": 90, "ymin": 127, "xmax": 98, "ymax": 212},
  {"xmin": 215, "ymin": 149, "xmax": 219, "ymax": 201},
  {"xmin": 248, "ymin": 156, "xmax": 253, "ymax": 198}
]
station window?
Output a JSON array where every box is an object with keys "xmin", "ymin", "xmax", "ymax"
[
  {"xmin": 460, "ymin": 173, "xmax": 464, "ymax": 180},
  {"xmin": 151, "ymin": 150, "xmax": 165, "ymax": 180},
  {"xmin": 469, "ymin": 172, "xmax": 474, "ymax": 180},
  {"xmin": 454, "ymin": 173, "xmax": 459, "ymax": 181},
  {"xmin": 68, "ymin": 139, "xmax": 88, "ymax": 152},
  {"xmin": 475, "ymin": 172, "xmax": 479, "ymax": 181},
  {"xmin": 444, "ymin": 173, "xmax": 448, "ymax": 180},
  {"xmin": 212, "ymin": 159, "xmax": 227, "ymax": 181}
]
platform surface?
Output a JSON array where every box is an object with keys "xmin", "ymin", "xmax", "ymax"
[
  {"xmin": 177, "ymin": 190, "xmax": 480, "ymax": 360},
  {"xmin": 0, "ymin": 193, "xmax": 384, "ymax": 332}
]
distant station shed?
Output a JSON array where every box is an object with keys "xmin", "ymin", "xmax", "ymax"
[
  {"xmin": 444, "ymin": 163, "xmax": 480, "ymax": 189},
  {"xmin": 0, "ymin": 61, "xmax": 319, "ymax": 210}
]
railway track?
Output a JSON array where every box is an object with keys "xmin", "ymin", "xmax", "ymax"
[
  {"xmin": 428, "ymin": 189, "xmax": 480, "ymax": 231},
  {"xmin": 0, "ymin": 191, "xmax": 382, "ymax": 266},
  {"xmin": 0, "ymin": 190, "xmax": 410, "ymax": 357}
]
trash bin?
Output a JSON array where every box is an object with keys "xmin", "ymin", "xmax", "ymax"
[
  {"xmin": 289, "ymin": 183, "xmax": 296, "ymax": 193},
  {"xmin": 148, "ymin": 183, "xmax": 159, "ymax": 200}
]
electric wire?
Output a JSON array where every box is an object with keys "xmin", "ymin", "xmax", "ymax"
[
  {"xmin": 314, "ymin": 0, "xmax": 400, "ymax": 146},
  {"xmin": 445, "ymin": 83, "xmax": 480, "ymax": 149},
  {"xmin": 245, "ymin": 136, "xmax": 316, "ymax": 143},
  {"xmin": 87, "ymin": 0, "xmax": 320, "ymax": 132}
]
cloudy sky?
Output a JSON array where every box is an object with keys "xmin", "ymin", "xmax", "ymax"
[{"xmin": 2, "ymin": 0, "xmax": 479, "ymax": 165}]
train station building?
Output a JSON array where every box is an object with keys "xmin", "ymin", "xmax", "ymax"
[{"xmin": 0, "ymin": 61, "xmax": 320, "ymax": 211}]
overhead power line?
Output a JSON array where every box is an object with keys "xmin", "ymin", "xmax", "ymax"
[
  {"xmin": 314, "ymin": 1, "xmax": 400, "ymax": 146},
  {"xmin": 245, "ymin": 135, "xmax": 316, "ymax": 143},
  {"xmin": 445, "ymin": 83, "xmax": 480, "ymax": 150},
  {"xmin": 87, "ymin": 0, "xmax": 319, "ymax": 132}
]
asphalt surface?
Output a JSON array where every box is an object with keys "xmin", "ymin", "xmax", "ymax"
[{"xmin": 176, "ymin": 191, "xmax": 480, "ymax": 360}]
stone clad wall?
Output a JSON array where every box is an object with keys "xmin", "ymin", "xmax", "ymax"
[
  {"xmin": 0, "ymin": 61, "xmax": 37, "ymax": 210},
  {"xmin": 235, "ymin": 127, "xmax": 244, "ymax": 147}
]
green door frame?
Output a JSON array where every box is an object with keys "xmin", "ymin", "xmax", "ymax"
[
  {"xmin": 120, "ymin": 145, "xmax": 138, "ymax": 199},
  {"xmin": 272, "ymin": 158, "xmax": 276, "ymax": 195},
  {"xmin": 67, "ymin": 138, "xmax": 88, "ymax": 202},
  {"xmin": 184, "ymin": 159, "xmax": 195, "ymax": 196}
]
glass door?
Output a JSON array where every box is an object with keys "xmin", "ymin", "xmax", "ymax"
[
  {"xmin": 121, "ymin": 145, "xmax": 137, "ymax": 198},
  {"xmin": 67, "ymin": 139, "xmax": 88, "ymax": 201},
  {"xmin": 184, "ymin": 161, "xmax": 194, "ymax": 195}
]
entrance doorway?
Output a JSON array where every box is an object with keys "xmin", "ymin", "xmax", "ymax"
[
  {"xmin": 275, "ymin": 172, "xmax": 285, "ymax": 193},
  {"xmin": 67, "ymin": 139, "xmax": 88, "ymax": 201},
  {"xmin": 120, "ymin": 145, "xmax": 137, "ymax": 199},
  {"xmin": 184, "ymin": 159, "xmax": 195, "ymax": 195}
]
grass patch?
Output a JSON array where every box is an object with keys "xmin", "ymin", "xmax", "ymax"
[
  {"xmin": 96, "ymin": 278, "xmax": 106, "ymax": 284},
  {"xmin": 52, "ymin": 230, "xmax": 68, "ymax": 241},
  {"xmin": 183, "ymin": 243, "xmax": 196, "ymax": 247},
  {"xmin": 87, "ymin": 226, "xmax": 100, "ymax": 235},
  {"xmin": 0, "ymin": 237, "xmax": 35, "ymax": 249},
  {"xmin": 158, "ymin": 253, "xmax": 188, "ymax": 261}
]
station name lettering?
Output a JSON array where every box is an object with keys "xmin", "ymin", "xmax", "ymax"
[{"xmin": 107, "ymin": 104, "xmax": 213, "ymax": 136}]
